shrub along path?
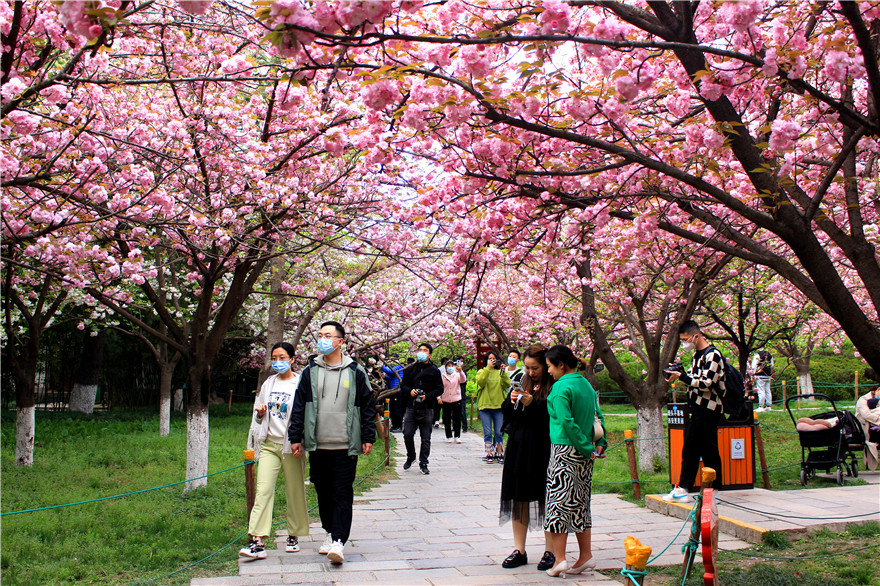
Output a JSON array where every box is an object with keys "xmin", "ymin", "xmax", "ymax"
[{"xmin": 193, "ymin": 429, "xmax": 749, "ymax": 585}]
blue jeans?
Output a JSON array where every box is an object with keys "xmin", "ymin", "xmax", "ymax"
[{"xmin": 480, "ymin": 408, "xmax": 503, "ymax": 445}]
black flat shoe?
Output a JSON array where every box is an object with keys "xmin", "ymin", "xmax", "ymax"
[
  {"xmin": 502, "ymin": 549, "xmax": 528, "ymax": 568},
  {"xmin": 537, "ymin": 551, "xmax": 556, "ymax": 571}
]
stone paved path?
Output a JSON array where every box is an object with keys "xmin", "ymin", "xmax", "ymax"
[{"xmin": 193, "ymin": 428, "xmax": 750, "ymax": 585}]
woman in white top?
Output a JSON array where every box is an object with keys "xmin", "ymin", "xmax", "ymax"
[{"xmin": 239, "ymin": 342, "xmax": 309, "ymax": 559}]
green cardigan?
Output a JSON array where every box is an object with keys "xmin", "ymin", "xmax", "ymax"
[
  {"xmin": 474, "ymin": 366, "xmax": 510, "ymax": 410},
  {"xmin": 547, "ymin": 372, "xmax": 607, "ymax": 456}
]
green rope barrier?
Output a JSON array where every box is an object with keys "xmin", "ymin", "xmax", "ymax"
[
  {"xmin": 646, "ymin": 496, "xmax": 700, "ymax": 566},
  {"xmin": 620, "ymin": 567, "xmax": 647, "ymax": 581},
  {"xmin": 758, "ymin": 463, "xmax": 801, "ymax": 474},
  {"xmin": 134, "ymin": 529, "xmax": 250, "ymax": 585},
  {"xmin": 156, "ymin": 454, "xmax": 392, "ymax": 583},
  {"xmin": 1, "ymin": 463, "xmax": 251, "ymax": 516},
  {"xmin": 720, "ymin": 543, "xmax": 879, "ymax": 560},
  {"xmin": 716, "ymin": 498, "xmax": 880, "ymax": 521}
]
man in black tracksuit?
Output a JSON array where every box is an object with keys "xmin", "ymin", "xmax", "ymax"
[
  {"xmin": 400, "ymin": 342, "xmax": 443, "ymax": 475},
  {"xmin": 664, "ymin": 320, "xmax": 724, "ymax": 503}
]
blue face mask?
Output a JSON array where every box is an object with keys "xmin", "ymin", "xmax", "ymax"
[
  {"xmin": 416, "ymin": 351, "xmax": 428, "ymax": 362},
  {"xmin": 317, "ymin": 338, "xmax": 336, "ymax": 356},
  {"xmin": 272, "ymin": 360, "xmax": 290, "ymax": 374},
  {"xmin": 508, "ymin": 357, "xmax": 517, "ymax": 367},
  {"xmin": 446, "ymin": 366, "xmax": 455, "ymax": 375}
]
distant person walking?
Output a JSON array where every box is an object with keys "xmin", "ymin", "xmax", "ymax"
[
  {"xmin": 380, "ymin": 354, "xmax": 405, "ymax": 432},
  {"xmin": 288, "ymin": 321, "xmax": 376, "ymax": 565},
  {"xmin": 476, "ymin": 351, "xmax": 510, "ymax": 462},
  {"xmin": 457, "ymin": 356, "xmax": 469, "ymax": 432},
  {"xmin": 240, "ymin": 342, "xmax": 309, "ymax": 560},
  {"xmin": 440, "ymin": 359, "xmax": 467, "ymax": 443},
  {"xmin": 400, "ymin": 343, "xmax": 443, "ymax": 474},
  {"xmin": 750, "ymin": 350, "xmax": 774, "ymax": 411},
  {"xmin": 542, "ymin": 345, "xmax": 606, "ymax": 578},
  {"xmin": 664, "ymin": 320, "xmax": 724, "ymax": 504},
  {"xmin": 499, "ymin": 344, "xmax": 556, "ymax": 572}
]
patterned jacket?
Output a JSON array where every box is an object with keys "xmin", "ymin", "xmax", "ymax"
[{"xmin": 681, "ymin": 345, "xmax": 725, "ymax": 415}]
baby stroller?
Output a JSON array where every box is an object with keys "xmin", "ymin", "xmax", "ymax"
[{"xmin": 786, "ymin": 393, "xmax": 865, "ymax": 486}]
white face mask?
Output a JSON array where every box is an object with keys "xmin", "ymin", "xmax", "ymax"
[{"xmin": 680, "ymin": 335, "xmax": 696, "ymax": 353}]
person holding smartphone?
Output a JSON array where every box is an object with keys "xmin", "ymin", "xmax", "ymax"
[
  {"xmin": 499, "ymin": 344, "xmax": 556, "ymax": 571},
  {"xmin": 476, "ymin": 351, "xmax": 510, "ymax": 462}
]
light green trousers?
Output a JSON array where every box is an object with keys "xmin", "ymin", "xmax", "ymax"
[{"xmin": 248, "ymin": 440, "xmax": 309, "ymax": 539}]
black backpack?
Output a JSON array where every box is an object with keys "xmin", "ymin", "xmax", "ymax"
[{"xmin": 720, "ymin": 357, "xmax": 747, "ymax": 420}]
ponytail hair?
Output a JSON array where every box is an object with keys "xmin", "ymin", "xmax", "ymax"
[{"xmin": 546, "ymin": 344, "xmax": 580, "ymax": 370}]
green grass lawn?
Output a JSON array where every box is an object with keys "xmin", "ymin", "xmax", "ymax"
[
  {"xmin": 0, "ymin": 404, "xmax": 396, "ymax": 585},
  {"xmin": 624, "ymin": 522, "xmax": 880, "ymax": 585}
]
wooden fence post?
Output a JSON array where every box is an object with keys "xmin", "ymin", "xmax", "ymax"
[
  {"xmin": 243, "ymin": 449, "xmax": 256, "ymax": 525},
  {"xmin": 782, "ymin": 380, "xmax": 787, "ymax": 407},
  {"xmin": 228, "ymin": 389, "xmax": 233, "ymax": 413},
  {"xmin": 753, "ymin": 413, "xmax": 771, "ymax": 489},
  {"xmin": 855, "ymin": 370, "xmax": 860, "ymax": 405},
  {"xmin": 624, "ymin": 429, "xmax": 641, "ymax": 500},
  {"xmin": 384, "ymin": 399, "xmax": 391, "ymax": 466}
]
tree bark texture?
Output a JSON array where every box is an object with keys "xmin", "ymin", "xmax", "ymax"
[
  {"xmin": 259, "ymin": 255, "xmax": 288, "ymax": 389},
  {"xmin": 69, "ymin": 329, "xmax": 106, "ymax": 414},
  {"xmin": 184, "ymin": 406, "xmax": 209, "ymax": 493},
  {"xmin": 158, "ymin": 361, "xmax": 175, "ymax": 436},
  {"xmin": 15, "ymin": 406, "xmax": 35, "ymax": 466},
  {"xmin": 636, "ymin": 403, "xmax": 666, "ymax": 473}
]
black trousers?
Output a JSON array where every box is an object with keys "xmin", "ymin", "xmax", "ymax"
[
  {"xmin": 678, "ymin": 410, "xmax": 723, "ymax": 491},
  {"xmin": 389, "ymin": 391, "xmax": 403, "ymax": 429},
  {"xmin": 461, "ymin": 394, "xmax": 469, "ymax": 431},
  {"xmin": 403, "ymin": 407, "xmax": 433, "ymax": 465},
  {"xmin": 442, "ymin": 400, "xmax": 462, "ymax": 438},
  {"xmin": 309, "ymin": 449, "xmax": 358, "ymax": 543}
]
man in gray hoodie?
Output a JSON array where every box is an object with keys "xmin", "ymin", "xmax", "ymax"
[{"xmin": 289, "ymin": 321, "xmax": 376, "ymax": 564}]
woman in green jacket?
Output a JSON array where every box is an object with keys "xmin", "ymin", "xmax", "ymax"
[
  {"xmin": 542, "ymin": 345, "xmax": 606, "ymax": 578},
  {"xmin": 475, "ymin": 351, "xmax": 510, "ymax": 462}
]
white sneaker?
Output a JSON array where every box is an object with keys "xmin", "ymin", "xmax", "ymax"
[
  {"xmin": 239, "ymin": 539, "xmax": 266, "ymax": 559},
  {"xmin": 327, "ymin": 539, "xmax": 345, "ymax": 564},
  {"xmin": 662, "ymin": 486, "xmax": 693, "ymax": 504},
  {"xmin": 447, "ymin": 437, "xmax": 454, "ymax": 443},
  {"xmin": 318, "ymin": 534, "xmax": 333, "ymax": 555},
  {"xmin": 454, "ymin": 437, "xmax": 462, "ymax": 444}
]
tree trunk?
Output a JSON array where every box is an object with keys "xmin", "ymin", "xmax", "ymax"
[
  {"xmin": 158, "ymin": 361, "xmax": 175, "ymax": 436},
  {"xmin": 185, "ymin": 405, "xmax": 209, "ymax": 493},
  {"xmin": 259, "ymin": 255, "xmax": 288, "ymax": 388},
  {"xmin": 793, "ymin": 359, "xmax": 814, "ymax": 396},
  {"xmin": 184, "ymin": 360, "xmax": 211, "ymax": 493},
  {"xmin": 798, "ymin": 372, "xmax": 814, "ymax": 396},
  {"xmin": 12, "ymin": 335, "xmax": 39, "ymax": 466},
  {"xmin": 69, "ymin": 329, "xmax": 106, "ymax": 414},
  {"xmin": 15, "ymin": 406, "xmax": 35, "ymax": 466},
  {"xmin": 635, "ymin": 403, "xmax": 666, "ymax": 473}
]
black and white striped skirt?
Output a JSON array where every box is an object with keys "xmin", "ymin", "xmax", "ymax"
[{"xmin": 543, "ymin": 443, "xmax": 593, "ymax": 533}]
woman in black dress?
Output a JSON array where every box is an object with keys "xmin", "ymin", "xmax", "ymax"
[{"xmin": 499, "ymin": 344, "xmax": 555, "ymax": 571}]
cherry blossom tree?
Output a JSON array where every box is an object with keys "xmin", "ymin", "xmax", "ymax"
[
  {"xmin": 1, "ymin": 0, "xmax": 405, "ymax": 484},
  {"xmin": 253, "ymin": 0, "xmax": 880, "ymax": 373},
  {"xmin": 698, "ymin": 262, "xmax": 808, "ymax": 374}
]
